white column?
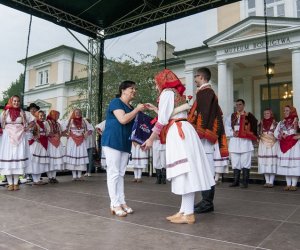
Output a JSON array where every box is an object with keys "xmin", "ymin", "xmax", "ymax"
[
  {"xmin": 184, "ymin": 69, "xmax": 196, "ymax": 100},
  {"xmin": 218, "ymin": 61, "xmax": 232, "ymax": 117},
  {"xmin": 227, "ymin": 63, "xmax": 234, "ymax": 114},
  {"xmin": 292, "ymin": 48, "xmax": 300, "ymax": 111},
  {"xmin": 242, "ymin": 76, "xmax": 253, "ymax": 113}
]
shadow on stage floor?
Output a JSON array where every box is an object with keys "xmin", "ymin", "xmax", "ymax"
[{"xmin": 0, "ymin": 173, "xmax": 299, "ymax": 250}]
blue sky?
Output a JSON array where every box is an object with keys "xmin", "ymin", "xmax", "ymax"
[{"xmin": 0, "ymin": 4, "xmax": 217, "ymax": 97}]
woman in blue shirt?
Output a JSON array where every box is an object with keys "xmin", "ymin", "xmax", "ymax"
[{"xmin": 102, "ymin": 80, "xmax": 145, "ymax": 217}]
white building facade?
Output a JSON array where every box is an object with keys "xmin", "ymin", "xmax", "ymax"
[
  {"xmin": 166, "ymin": 0, "xmax": 300, "ymax": 121},
  {"xmin": 19, "ymin": 45, "xmax": 88, "ymax": 117}
]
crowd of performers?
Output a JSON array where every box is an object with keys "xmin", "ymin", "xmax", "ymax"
[
  {"xmin": 0, "ymin": 96, "xmax": 95, "ymax": 190},
  {"xmin": 1, "ymin": 68, "xmax": 300, "ymax": 225}
]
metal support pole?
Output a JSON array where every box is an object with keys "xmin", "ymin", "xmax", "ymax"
[
  {"xmin": 264, "ymin": 0, "xmax": 271, "ymax": 108},
  {"xmin": 98, "ymin": 38, "xmax": 105, "ymax": 123}
]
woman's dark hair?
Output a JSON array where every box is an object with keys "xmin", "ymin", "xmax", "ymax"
[{"xmin": 116, "ymin": 80, "xmax": 136, "ymax": 98}]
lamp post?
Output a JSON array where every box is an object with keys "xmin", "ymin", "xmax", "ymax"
[{"xmin": 264, "ymin": 0, "xmax": 275, "ymax": 108}]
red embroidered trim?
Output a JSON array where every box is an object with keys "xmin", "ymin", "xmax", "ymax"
[{"xmin": 166, "ymin": 158, "xmax": 188, "ymax": 168}]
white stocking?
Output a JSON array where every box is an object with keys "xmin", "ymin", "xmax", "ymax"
[
  {"xmin": 181, "ymin": 192, "xmax": 195, "ymax": 215},
  {"xmin": 72, "ymin": 171, "xmax": 77, "ymax": 179},
  {"xmin": 292, "ymin": 176, "xmax": 299, "ymax": 187},
  {"xmin": 13, "ymin": 175, "xmax": 19, "ymax": 185},
  {"xmin": 264, "ymin": 174, "xmax": 270, "ymax": 184},
  {"xmin": 6, "ymin": 175, "xmax": 13, "ymax": 185},
  {"xmin": 215, "ymin": 173, "xmax": 220, "ymax": 182},
  {"xmin": 133, "ymin": 169, "xmax": 138, "ymax": 179},
  {"xmin": 286, "ymin": 176, "xmax": 292, "ymax": 186},
  {"xmin": 269, "ymin": 174, "xmax": 275, "ymax": 185}
]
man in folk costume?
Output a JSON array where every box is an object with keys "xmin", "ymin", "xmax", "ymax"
[
  {"xmin": 188, "ymin": 67, "xmax": 229, "ymax": 214},
  {"xmin": 225, "ymin": 99, "xmax": 258, "ymax": 188},
  {"xmin": 142, "ymin": 69, "xmax": 215, "ymax": 224}
]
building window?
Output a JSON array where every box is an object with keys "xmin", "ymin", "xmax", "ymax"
[
  {"xmin": 260, "ymin": 82, "xmax": 293, "ymax": 119},
  {"xmin": 37, "ymin": 69, "xmax": 49, "ymax": 86},
  {"xmin": 247, "ymin": 0, "xmax": 256, "ymax": 17},
  {"xmin": 266, "ymin": 7, "xmax": 274, "ymax": 16},
  {"xmin": 248, "ymin": 0, "xmax": 255, "ymax": 9},
  {"xmin": 248, "ymin": 11, "xmax": 256, "ymax": 16},
  {"xmin": 277, "ymin": 4, "xmax": 285, "ymax": 16},
  {"xmin": 266, "ymin": 0, "xmax": 285, "ymax": 17}
]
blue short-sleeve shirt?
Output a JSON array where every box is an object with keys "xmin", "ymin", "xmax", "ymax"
[{"xmin": 101, "ymin": 98, "xmax": 134, "ymax": 153}]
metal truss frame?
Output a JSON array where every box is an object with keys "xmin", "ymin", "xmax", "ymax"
[
  {"xmin": 5, "ymin": 0, "xmax": 101, "ymax": 37},
  {"xmin": 104, "ymin": 0, "xmax": 234, "ymax": 38},
  {"xmin": 2, "ymin": 0, "xmax": 239, "ymax": 39}
]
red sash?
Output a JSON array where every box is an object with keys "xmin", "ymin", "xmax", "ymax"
[
  {"xmin": 69, "ymin": 131, "xmax": 85, "ymax": 146},
  {"xmin": 238, "ymin": 115, "xmax": 257, "ymax": 141},
  {"xmin": 280, "ymin": 135, "xmax": 298, "ymax": 153}
]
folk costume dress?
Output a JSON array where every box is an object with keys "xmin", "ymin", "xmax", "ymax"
[
  {"xmin": 26, "ymin": 119, "xmax": 50, "ymax": 183},
  {"xmin": 64, "ymin": 115, "xmax": 90, "ymax": 179},
  {"xmin": 0, "ymin": 102, "xmax": 33, "ymax": 186},
  {"xmin": 130, "ymin": 142, "xmax": 149, "ymax": 181},
  {"xmin": 258, "ymin": 116, "xmax": 278, "ymax": 186},
  {"xmin": 45, "ymin": 111, "xmax": 65, "ymax": 181},
  {"xmin": 153, "ymin": 70, "xmax": 215, "ymax": 196},
  {"xmin": 274, "ymin": 107, "xmax": 300, "ymax": 188}
]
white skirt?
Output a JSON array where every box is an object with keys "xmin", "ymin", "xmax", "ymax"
[
  {"xmin": 26, "ymin": 141, "xmax": 49, "ymax": 174},
  {"xmin": 0, "ymin": 129, "xmax": 28, "ymax": 175},
  {"xmin": 166, "ymin": 121, "xmax": 215, "ymax": 195},
  {"xmin": 258, "ymin": 141, "xmax": 278, "ymax": 174},
  {"xmin": 213, "ymin": 142, "xmax": 229, "ymax": 174},
  {"xmin": 277, "ymin": 140, "xmax": 300, "ymax": 176},
  {"xmin": 64, "ymin": 138, "xmax": 89, "ymax": 171},
  {"xmin": 130, "ymin": 144, "xmax": 148, "ymax": 169},
  {"xmin": 48, "ymin": 142, "xmax": 65, "ymax": 171}
]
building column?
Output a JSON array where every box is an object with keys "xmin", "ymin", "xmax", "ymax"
[
  {"xmin": 218, "ymin": 61, "xmax": 233, "ymax": 117},
  {"xmin": 242, "ymin": 76, "xmax": 253, "ymax": 113},
  {"xmin": 292, "ymin": 48, "xmax": 300, "ymax": 111},
  {"xmin": 184, "ymin": 68, "xmax": 196, "ymax": 100}
]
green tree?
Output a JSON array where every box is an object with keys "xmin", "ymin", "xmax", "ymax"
[
  {"xmin": 1, "ymin": 73, "xmax": 24, "ymax": 106},
  {"xmin": 68, "ymin": 53, "xmax": 162, "ymax": 124}
]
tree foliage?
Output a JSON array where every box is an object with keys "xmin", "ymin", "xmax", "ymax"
[
  {"xmin": 1, "ymin": 73, "xmax": 24, "ymax": 106},
  {"xmin": 68, "ymin": 53, "xmax": 162, "ymax": 124}
]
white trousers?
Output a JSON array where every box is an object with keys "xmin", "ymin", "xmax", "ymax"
[
  {"xmin": 103, "ymin": 146, "xmax": 129, "ymax": 207},
  {"xmin": 231, "ymin": 152, "xmax": 252, "ymax": 170}
]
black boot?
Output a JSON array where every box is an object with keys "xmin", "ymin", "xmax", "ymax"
[
  {"xmin": 194, "ymin": 186, "xmax": 215, "ymax": 214},
  {"xmin": 155, "ymin": 169, "xmax": 162, "ymax": 184},
  {"xmin": 240, "ymin": 168, "xmax": 250, "ymax": 188},
  {"xmin": 161, "ymin": 168, "xmax": 166, "ymax": 184},
  {"xmin": 229, "ymin": 169, "xmax": 240, "ymax": 187}
]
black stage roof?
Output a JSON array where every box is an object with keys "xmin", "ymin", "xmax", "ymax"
[{"xmin": 0, "ymin": 0, "xmax": 240, "ymax": 39}]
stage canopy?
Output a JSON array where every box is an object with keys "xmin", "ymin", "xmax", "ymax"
[{"xmin": 0, "ymin": 0, "xmax": 240, "ymax": 39}]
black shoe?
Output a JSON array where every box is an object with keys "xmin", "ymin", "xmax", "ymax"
[
  {"xmin": 194, "ymin": 206, "xmax": 214, "ymax": 214},
  {"xmin": 229, "ymin": 183, "xmax": 240, "ymax": 187}
]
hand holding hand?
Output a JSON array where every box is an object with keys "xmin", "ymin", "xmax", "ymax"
[
  {"xmin": 141, "ymin": 138, "xmax": 153, "ymax": 151},
  {"xmin": 136, "ymin": 103, "xmax": 145, "ymax": 112}
]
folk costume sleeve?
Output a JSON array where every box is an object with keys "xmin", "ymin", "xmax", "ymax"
[{"xmin": 190, "ymin": 88, "xmax": 229, "ymax": 157}]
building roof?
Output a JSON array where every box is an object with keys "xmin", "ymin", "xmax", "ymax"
[{"xmin": 18, "ymin": 45, "xmax": 87, "ymax": 64}]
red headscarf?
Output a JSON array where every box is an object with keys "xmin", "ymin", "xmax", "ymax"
[
  {"xmin": 154, "ymin": 69, "xmax": 186, "ymax": 96},
  {"xmin": 262, "ymin": 109, "xmax": 275, "ymax": 131},
  {"xmin": 284, "ymin": 106, "xmax": 298, "ymax": 127},
  {"xmin": 69, "ymin": 109, "xmax": 83, "ymax": 129},
  {"xmin": 4, "ymin": 96, "xmax": 21, "ymax": 122},
  {"xmin": 47, "ymin": 110, "xmax": 60, "ymax": 122}
]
